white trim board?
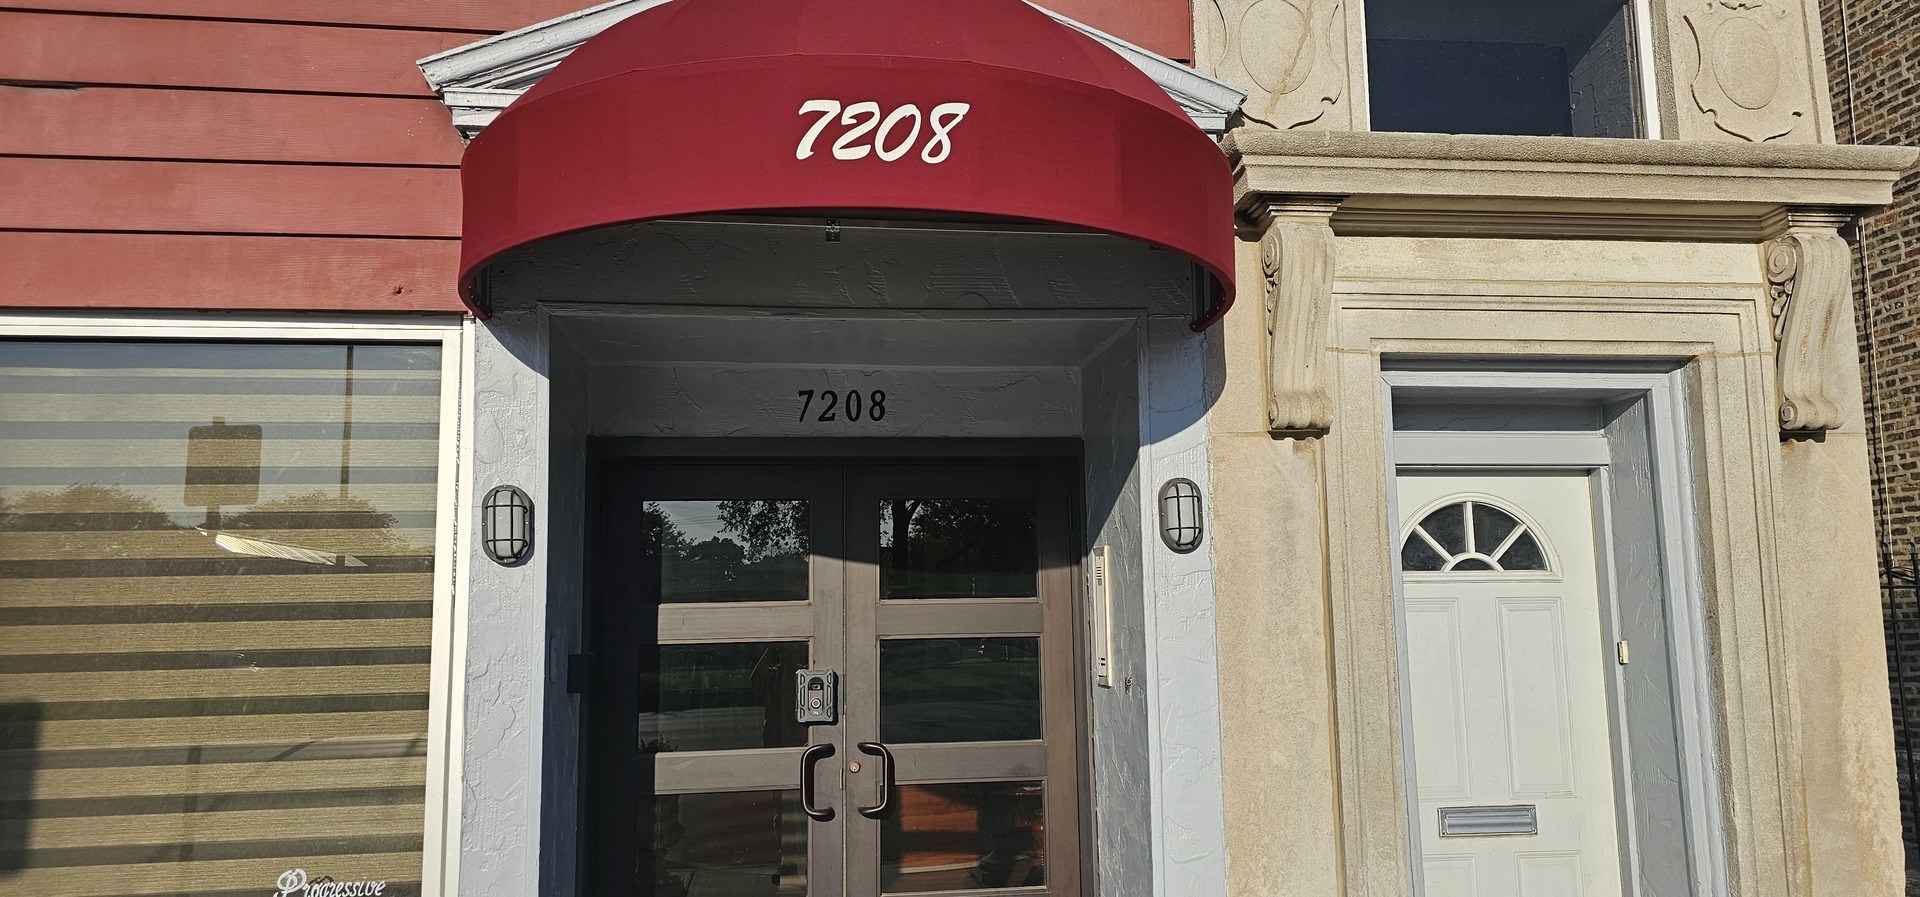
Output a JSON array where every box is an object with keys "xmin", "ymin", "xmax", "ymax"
[
  {"xmin": 1392, "ymin": 431, "xmax": 1611, "ymax": 468},
  {"xmin": 417, "ymin": 0, "xmax": 1248, "ymax": 137}
]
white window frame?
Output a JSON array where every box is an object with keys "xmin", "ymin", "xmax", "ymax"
[
  {"xmin": 0, "ymin": 311, "xmax": 472, "ymax": 897},
  {"xmin": 1630, "ymin": 0, "xmax": 1662, "ymax": 137}
]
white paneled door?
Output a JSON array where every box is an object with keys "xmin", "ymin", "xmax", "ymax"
[{"xmin": 1397, "ymin": 471, "xmax": 1623, "ymax": 897}]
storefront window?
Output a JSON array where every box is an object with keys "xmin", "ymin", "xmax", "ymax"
[{"xmin": 0, "ymin": 340, "xmax": 443, "ymax": 896}]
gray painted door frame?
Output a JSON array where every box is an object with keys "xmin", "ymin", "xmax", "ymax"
[{"xmin": 1379, "ymin": 365, "xmax": 1728, "ymax": 897}]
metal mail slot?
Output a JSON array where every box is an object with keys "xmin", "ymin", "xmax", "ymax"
[{"xmin": 1437, "ymin": 805, "xmax": 1538, "ymax": 837}]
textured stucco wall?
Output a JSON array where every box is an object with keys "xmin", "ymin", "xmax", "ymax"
[
  {"xmin": 1137, "ymin": 318, "xmax": 1231, "ymax": 897},
  {"xmin": 460, "ymin": 307, "xmax": 554, "ymax": 897},
  {"xmin": 1054, "ymin": 314, "xmax": 1233, "ymax": 897},
  {"xmin": 1080, "ymin": 329, "xmax": 1157, "ymax": 896}
]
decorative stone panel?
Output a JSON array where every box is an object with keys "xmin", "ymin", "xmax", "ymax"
[
  {"xmin": 1660, "ymin": 0, "xmax": 1837, "ymax": 142},
  {"xmin": 1196, "ymin": 0, "xmax": 1365, "ymax": 129}
]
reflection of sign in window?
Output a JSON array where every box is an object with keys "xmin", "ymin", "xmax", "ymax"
[{"xmin": 184, "ymin": 416, "xmax": 261, "ymax": 510}]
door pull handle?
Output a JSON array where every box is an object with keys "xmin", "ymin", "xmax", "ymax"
[
  {"xmin": 800, "ymin": 743, "xmax": 835, "ymax": 821},
  {"xmin": 856, "ymin": 742, "xmax": 894, "ymax": 819}
]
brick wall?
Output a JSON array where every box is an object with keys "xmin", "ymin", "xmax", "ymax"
[{"xmin": 1823, "ymin": 0, "xmax": 1920, "ymax": 544}]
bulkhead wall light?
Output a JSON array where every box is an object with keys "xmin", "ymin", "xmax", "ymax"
[
  {"xmin": 1158, "ymin": 478, "xmax": 1203, "ymax": 552},
  {"xmin": 481, "ymin": 485, "xmax": 534, "ymax": 566}
]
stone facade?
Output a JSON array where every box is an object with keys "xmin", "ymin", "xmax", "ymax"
[
  {"xmin": 1820, "ymin": 0, "xmax": 1920, "ymax": 881},
  {"xmin": 1201, "ymin": 3, "xmax": 1915, "ymax": 895}
]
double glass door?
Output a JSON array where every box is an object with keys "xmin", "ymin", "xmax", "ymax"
[{"xmin": 588, "ymin": 462, "xmax": 1082, "ymax": 897}]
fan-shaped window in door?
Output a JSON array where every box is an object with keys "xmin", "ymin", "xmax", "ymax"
[{"xmin": 1401, "ymin": 497, "xmax": 1551, "ymax": 573}]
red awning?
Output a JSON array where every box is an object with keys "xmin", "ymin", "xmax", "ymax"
[{"xmin": 459, "ymin": 0, "xmax": 1236, "ymax": 326}]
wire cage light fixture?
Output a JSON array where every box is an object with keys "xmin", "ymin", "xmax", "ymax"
[
  {"xmin": 482, "ymin": 485, "xmax": 534, "ymax": 566},
  {"xmin": 1158, "ymin": 478, "xmax": 1204, "ymax": 552}
]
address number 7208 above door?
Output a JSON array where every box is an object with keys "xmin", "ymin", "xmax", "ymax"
[{"xmin": 796, "ymin": 100, "xmax": 971, "ymax": 163}]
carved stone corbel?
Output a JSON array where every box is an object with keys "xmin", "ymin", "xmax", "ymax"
[
  {"xmin": 1765, "ymin": 209, "xmax": 1856, "ymax": 431},
  {"xmin": 1259, "ymin": 197, "xmax": 1342, "ymax": 434}
]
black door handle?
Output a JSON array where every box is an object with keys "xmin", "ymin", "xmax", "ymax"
[
  {"xmin": 800, "ymin": 743, "xmax": 835, "ymax": 821},
  {"xmin": 856, "ymin": 742, "xmax": 894, "ymax": 819}
]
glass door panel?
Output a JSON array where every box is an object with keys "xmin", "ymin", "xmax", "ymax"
[
  {"xmin": 591, "ymin": 461, "xmax": 1079, "ymax": 897},
  {"xmin": 642, "ymin": 789, "xmax": 811, "ymax": 896},
  {"xmin": 878, "ymin": 637, "xmax": 1042, "ymax": 743},
  {"xmin": 640, "ymin": 641, "xmax": 810, "ymax": 751},
  {"xmin": 592, "ymin": 465, "xmax": 846, "ymax": 897},
  {"xmin": 647, "ymin": 499, "xmax": 812, "ymax": 603},
  {"xmin": 880, "ymin": 498, "xmax": 1039, "ymax": 599},
  {"xmin": 883, "ymin": 782, "xmax": 1048, "ymax": 892},
  {"xmin": 845, "ymin": 466, "xmax": 1080, "ymax": 897}
]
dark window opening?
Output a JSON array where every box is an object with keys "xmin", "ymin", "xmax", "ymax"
[{"xmin": 1365, "ymin": 0, "xmax": 1640, "ymax": 137}]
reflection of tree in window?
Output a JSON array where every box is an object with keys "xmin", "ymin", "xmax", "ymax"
[
  {"xmin": 1, "ymin": 484, "xmax": 175, "ymax": 531},
  {"xmin": 718, "ymin": 500, "xmax": 807, "ymax": 557},
  {"xmin": 642, "ymin": 501, "xmax": 809, "ymax": 603},
  {"xmin": 882, "ymin": 499, "xmax": 1037, "ymax": 599},
  {"xmin": 0, "ymin": 483, "xmax": 424, "ymax": 573},
  {"xmin": 221, "ymin": 491, "xmax": 421, "ymax": 563}
]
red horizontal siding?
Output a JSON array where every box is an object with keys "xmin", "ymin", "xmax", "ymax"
[
  {"xmin": 1041, "ymin": 0, "xmax": 1192, "ymax": 60},
  {"xmin": 0, "ymin": 11, "xmax": 472, "ymax": 96},
  {"xmin": 0, "ymin": 86, "xmax": 466, "ymax": 165},
  {"xmin": 2, "ymin": 1, "xmax": 607, "ymax": 33},
  {"xmin": 2, "ymin": 1, "xmax": 1194, "ymax": 57},
  {"xmin": 0, "ymin": 158, "xmax": 462, "ymax": 236},
  {"xmin": 1, "ymin": 8, "xmax": 472, "ymax": 313},
  {"xmin": 0, "ymin": 232, "xmax": 462, "ymax": 310}
]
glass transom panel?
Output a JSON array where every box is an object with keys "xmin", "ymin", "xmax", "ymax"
[
  {"xmin": 644, "ymin": 499, "xmax": 810, "ymax": 603},
  {"xmin": 1401, "ymin": 499, "xmax": 1551, "ymax": 573}
]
